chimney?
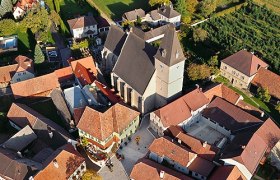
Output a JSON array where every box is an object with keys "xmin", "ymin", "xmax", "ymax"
[
  {"xmin": 161, "ymin": 49, "xmax": 166, "ymax": 57},
  {"xmin": 47, "ymin": 126, "xmax": 53, "ymax": 139},
  {"xmin": 53, "ymin": 159, "xmax": 59, "ymax": 168},
  {"xmin": 175, "ymin": 50, "xmax": 179, "ymax": 59},
  {"xmin": 242, "ymin": 145, "xmax": 246, "ymax": 149},
  {"xmin": 160, "ymin": 170, "xmax": 165, "ymax": 179},
  {"xmin": 195, "ymin": 84, "xmax": 199, "ymax": 89},
  {"xmin": 203, "ymin": 141, "xmax": 207, "ymax": 148},
  {"xmin": 261, "ymin": 111, "xmax": 264, "ymax": 117},
  {"xmin": 17, "ymin": 151, "xmax": 23, "ymax": 158}
]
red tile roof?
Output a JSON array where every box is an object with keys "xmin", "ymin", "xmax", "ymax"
[
  {"xmin": 0, "ymin": 64, "xmax": 18, "ymax": 83},
  {"xmin": 70, "ymin": 56, "xmax": 97, "ymax": 77},
  {"xmin": 74, "ymin": 62, "xmax": 96, "ymax": 86},
  {"xmin": 11, "ymin": 73, "xmax": 60, "ymax": 99},
  {"xmin": 154, "ymin": 89, "xmax": 208, "ymax": 128},
  {"xmin": 236, "ymin": 100, "xmax": 264, "ymax": 119},
  {"xmin": 94, "ymin": 81, "xmax": 121, "ymax": 104},
  {"xmin": 255, "ymin": 118, "xmax": 280, "ymax": 152},
  {"xmin": 210, "ymin": 165, "xmax": 246, "ymax": 180},
  {"xmin": 251, "ymin": 68, "xmax": 280, "ymax": 99},
  {"xmin": 67, "ymin": 16, "xmax": 97, "ymax": 30},
  {"xmin": 202, "ymin": 97, "xmax": 263, "ymax": 131},
  {"xmin": 34, "ymin": 144, "xmax": 85, "ymax": 180},
  {"xmin": 221, "ymin": 50, "xmax": 268, "ymax": 76},
  {"xmin": 77, "ymin": 103, "xmax": 140, "ymax": 141},
  {"xmin": 148, "ymin": 137, "xmax": 196, "ymax": 167},
  {"xmin": 54, "ymin": 67, "xmax": 74, "ymax": 83},
  {"xmin": 130, "ymin": 159, "xmax": 192, "ymax": 180},
  {"xmin": 204, "ymin": 84, "xmax": 240, "ymax": 104},
  {"xmin": 0, "ymin": 55, "xmax": 33, "ymax": 83},
  {"xmin": 188, "ymin": 156, "xmax": 215, "ymax": 177},
  {"xmin": 168, "ymin": 126, "xmax": 217, "ymax": 161}
]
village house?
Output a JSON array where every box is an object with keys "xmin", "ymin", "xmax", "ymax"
[
  {"xmin": 10, "ymin": 72, "xmax": 60, "ymax": 99},
  {"xmin": 0, "ymin": 35, "xmax": 18, "ymax": 54},
  {"xmin": 220, "ymin": 50, "xmax": 268, "ymax": 89},
  {"xmin": 7, "ymin": 103, "xmax": 72, "ymax": 150},
  {"xmin": 122, "ymin": 8, "xmax": 145, "ymax": 22},
  {"xmin": 0, "ymin": 55, "xmax": 34, "ymax": 88},
  {"xmin": 148, "ymin": 137, "xmax": 215, "ymax": 180},
  {"xmin": 156, "ymin": 5, "xmax": 181, "ymax": 27},
  {"xmin": 210, "ymin": 165, "xmax": 246, "ymax": 180},
  {"xmin": 105, "ymin": 25, "xmax": 185, "ymax": 113},
  {"xmin": 150, "ymin": 88, "xmax": 209, "ymax": 136},
  {"xmin": 33, "ymin": 144, "xmax": 86, "ymax": 180},
  {"xmin": 130, "ymin": 158, "xmax": 191, "ymax": 180},
  {"xmin": 250, "ymin": 67, "xmax": 280, "ymax": 104},
  {"xmin": 77, "ymin": 103, "xmax": 140, "ymax": 152},
  {"xmin": 67, "ymin": 15, "xmax": 98, "ymax": 39},
  {"xmin": 168, "ymin": 126, "xmax": 218, "ymax": 161}
]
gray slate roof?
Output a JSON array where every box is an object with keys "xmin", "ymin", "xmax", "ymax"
[
  {"xmin": 3, "ymin": 125, "xmax": 37, "ymax": 152},
  {"xmin": 113, "ymin": 33, "xmax": 157, "ymax": 95},
  {"xmin": 123, "ymin": 8, "xmax": 145, "ymax": 21},
  {"xmin": 104, "ymin": 25, "xmax": 127, "ymax": 56},
  {"xmin": 131, "ymin": 24, "xmax": 170, "ymax": 41},
  {"xmin": 154, "ymin": 25, "xmax": 185, "ymax": 66},
  {"xmin": 158, "ymin": 6, "xmax": 180, "ymax": 18}
]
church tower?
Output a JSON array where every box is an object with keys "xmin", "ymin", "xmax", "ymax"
[{"xmin": 154, "ymin": 25, "xmax": 186, "ymax": 107}]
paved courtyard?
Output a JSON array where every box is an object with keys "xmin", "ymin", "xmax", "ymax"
[
  {"xmin": 185, "ymin": 120, "xmax": 225, "ymax": 145},
  {"xmin": 99, "ymin": 155, "xmax": 128, "ymax": 180},
  {"xmin": 117, "ymin": 115, "xmax": 155, "ymax": 175}
]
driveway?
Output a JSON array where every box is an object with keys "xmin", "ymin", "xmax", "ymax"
[
  {"xmin": 99, "ymin": 155, "xmax": 128, "ymax": 180},
  {"xmin": 117, "ymin": 116, "xmax": 155, "ymax": 175}
]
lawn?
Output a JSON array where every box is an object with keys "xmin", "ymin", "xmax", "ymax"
[{"xmin": 88, "ymin": 0, "xmax": 150, "ymax": 19}]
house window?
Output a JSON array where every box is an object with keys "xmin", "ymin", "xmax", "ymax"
[
  {"xmin": 224, "ymin": 66, "xmax": 227, "ymax": 69},
  {"xmin": 241, "ymin": 76, "xmax": 245, "ymax": 80},
  {"xmin": 23, "ymin": 72, "xmax": 26, "ymax": 75},
  {"xmin": 18, "ymin": 73, "xmax": 21, "ymax": 76},
  {"xmin": 16, "ymin": 78, "xmax": 20, "ymax": 82}
]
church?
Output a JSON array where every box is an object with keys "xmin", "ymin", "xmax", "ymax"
[{"xmin": 101, "ymin": 25, "xmax": 186, "ymax": 113}]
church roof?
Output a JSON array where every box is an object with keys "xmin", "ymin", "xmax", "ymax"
[
  {"xmin": 113, "ymin": 33, "xmax": 156, "ymax": 95},
  {"xmin": 154, "ymin": 25, "xmax": 185, "ymax": 66}
]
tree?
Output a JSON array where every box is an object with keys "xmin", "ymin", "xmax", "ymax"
[
  {"xmin": 80, "ymin": 136, "xmax": 89, "ymax": 147},
  {"xmin": 175, "ymin": 0, "xmax": 188, "ymax": 18},
  {"xmin": 208, "ymin": 55, "xmax": 218, "ymax": 67},
  {"xmin": 187, "ymin": 63, "xmax": 211, "ymax": 81},
  {"xmin": 0, "ymin": 0, "xmax": 13, "ymax": 17},
  {"xmin": 193, "ymin": 28, "xmax": 208, "ymax": 42},
  {"xmin": 199, "ymin": 0, "xmax": 217, "ymax": 17},
  {"xmin": 34, "ymin": 44, "xmax": 45, "ymax": 64},
  {"xmin": 0, "ymin": 19, "xmax": 17, "ymax": 36},
  {"xmin": 257, "ymin": 87, "xmax": 271, "ymax": 103},
  {"xmin": 50, "ymin": 10, "xmax": 61, "ymax": 27},
  {"xmin": 149, "ymin": 0, "xmax": 170, "ymax": 7},
  {"xmin": 82, "ymin": 170, "xmax": 102, "ymax": 180},
  {"xmin": 21, "ymin": 8, "xmax": 49, "ymax": 33},
  {"xmin": 186, "ymin": 0, "xmax": 198, "ymax": 14}
]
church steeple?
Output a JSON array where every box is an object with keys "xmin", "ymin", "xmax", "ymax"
[{"xmin": 154, "ymin": 24, "xmax": 185, "ymax": 67}]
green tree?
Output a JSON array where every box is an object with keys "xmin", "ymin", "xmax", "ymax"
[
  {"xmin": 149, "ymin": 0, "xmax": 170, "ymax": 6},
  {"xmin": 187, "ymin": 63, "xmax": 211, "ymax": 81},
  {"xmin": 80, "ymin": 137, "xmax": 89, "ymax": 147},
  {"xmin": 21, "ymin": 8, "xmax": 49, "ymax": 33},
  {"xmin": 275, "ymin": 103, "xmax": 280, "ymax": 113},
  {"xmin": 50, "ymin": 10, "xmax": 61, "ymax": 27},
  {"xmin": 71, "ymin": 39, "xmax": 89, "ymax": 50},
  {"xmin": 0, "ymin": 0, "xmax": 13, "ymax": 16},
  {"xmin": 186, "ymin": 0, "xmax": 198, "ymax": 14},
  {"xmin": 257, "ymin": 87, "xmax": 271, "ymax": 103},
  {"xmin": 34, "ymin": 44, "xmax": 45, "ymax": 64},
  {"xmin": 0, "ymin": 19, "xmax": 17, "ymax": 36},
  {"xmin": 199, "ymin": 0, "xmax": 217, "ymax": 17},
  {"xmin": 208, "ymin": 55, "xmax": 218, "ymax": 67},
  {"xmin": 193, "ymin": 28, "xmax": 208, "ymax": 42}
]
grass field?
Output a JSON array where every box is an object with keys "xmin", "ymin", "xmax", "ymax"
[{"xmin": 88, "ymin": 0, "xmax": 150, "ymax": 19}]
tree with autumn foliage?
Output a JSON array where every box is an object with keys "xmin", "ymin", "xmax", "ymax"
[
  {"xmin": 149, "ymin": 0, "xmax": 170, "ymax": 7},
  {"xmin": 187, "ymin": 63, "xmax": 211, "ymax": 81}
]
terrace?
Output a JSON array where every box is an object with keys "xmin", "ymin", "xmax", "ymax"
[{"xmin": 0, "ymin": 36, "xmax": 18, "ymax": 54}]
